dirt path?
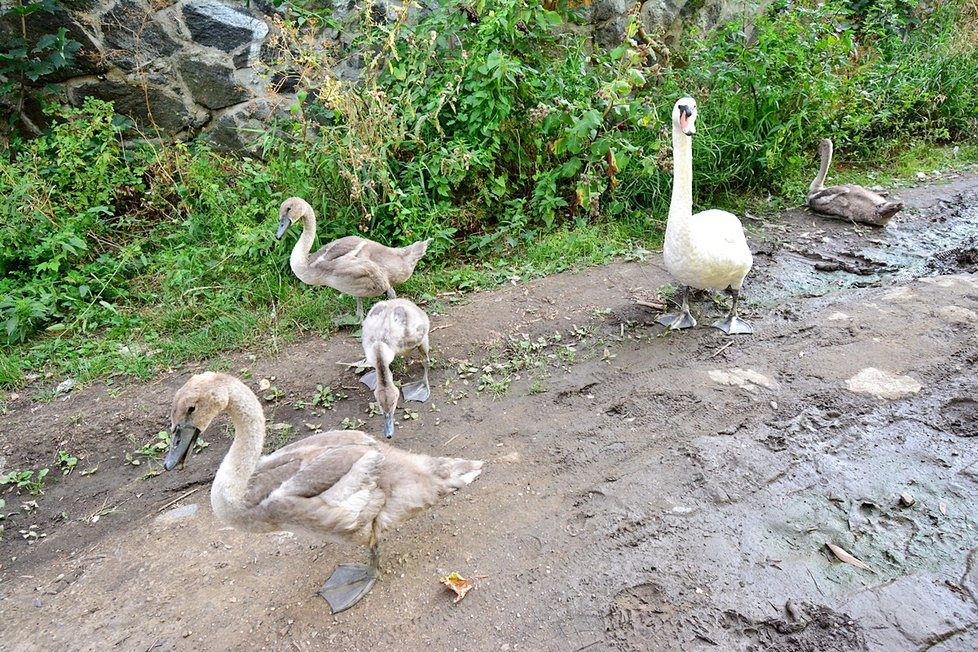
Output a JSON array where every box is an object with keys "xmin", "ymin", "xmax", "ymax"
[{"xmin": 2, "ymin": 172, "xmax": 978, "ymax": 651}]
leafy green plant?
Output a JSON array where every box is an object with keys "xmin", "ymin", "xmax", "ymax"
[
  {"xmin": 312, "ymin": 384, "xmax": 346, "ymax": 409},
  {"xmin": 127, "ymin": 431, "xmax": 171, "ymax": 466},
  {"xmin": 127, "ymin": 431, "xmax": 206, "ymax": 468},
  {"xmin": 0, "ymin": 467, "xmax": 49, "ymax": 494},
  {"xmin": 56, "ymin": 449, "xmax": 78, "ymax": 475},
  {"xmin": 263, "ymin": 385, "xmax": 285, "ymax": 402}
]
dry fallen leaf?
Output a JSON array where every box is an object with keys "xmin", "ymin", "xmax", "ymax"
[
  {"xmin": 259, "ymin": 378, "xmax": 271, "ymax": 391},
  {"xmin": 439, "ymin": 571, "xmax": 475, "ymax": 604},
  {"xmin": 826, "ymin": 543, "xmax": 875, "ymax": 573}
]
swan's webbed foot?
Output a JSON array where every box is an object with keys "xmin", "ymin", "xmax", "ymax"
[
  {"xmin": 401, "ymin": 379, "xmax": 430, "ymax": 402},
  {"xmin": 318, "ymin": 563, "xmax": 377, "ymax": 614},
  {"xmin": 713, "ymin": 288, "xmax": 753, "ymax": 335},
  {"xmin": 360, "ymin": 369, "xmax": 378, "ymax": 390},
  {"xmin": 712, "ymin": 315, "xmax": 753, "ymax": 335},
  {"xmin": 658, "ymin": 310, "xmax": 697, "ymax": 330},
  {"xmin": 658, "ymin": 286, "xmax": 696, "ymax": 330}
]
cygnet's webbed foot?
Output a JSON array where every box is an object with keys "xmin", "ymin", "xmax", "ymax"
[
  {"xmin": 401, "ymin": 380, "xmax": 430, "ymax": 402},
  {"xmin": 658, "ymin": 310, "xmax": 697, "ymax": 330},
  {"xmin": 337, "ymin": 358, "xmax": 369, "ymax": 370},
  {"xmin": 360, "ymin": 370, "xmax": 378, "ymax": 390},
  {"xmin": 712, "ymin": 315, "xmax": 753, "ymax": 335},
  {"xmin": 318, "ymin": 563, "xmax": 377, "ymax": 614}
]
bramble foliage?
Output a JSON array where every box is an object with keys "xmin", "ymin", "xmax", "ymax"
[
  {"xmin": 0, "ymin": 0, "xmax": 976, "ymax": 388},
  {"xmin": 260, "ymin": 0, "xmax": 666, "ymax": 252},
  {"xmin": 0, "ymin": 99, "xmax": 146, "ymax": 343}
]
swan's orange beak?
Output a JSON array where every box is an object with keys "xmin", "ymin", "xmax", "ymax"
[{"xmin": 679, "ymin": 108, "xmax": 695, "ymax": 136}]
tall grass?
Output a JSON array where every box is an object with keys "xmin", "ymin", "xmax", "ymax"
[{"xmin": 0, "ymin": 0, "xmax": 976, "ymax": 389}]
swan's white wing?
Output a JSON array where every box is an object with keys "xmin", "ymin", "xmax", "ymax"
[
  {"xmin": 690, "ymin": 209, "xmax": 748, "ymax": 245},
  {"xmin": 683, "ymin": 209, "xmax": 753, "ymax": 290}
]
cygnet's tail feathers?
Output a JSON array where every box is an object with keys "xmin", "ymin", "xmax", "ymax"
[
  {"xmin": 877, "ymin": 201, "xmax": 904, "ymax": 221},
  {"xmin": 438, "ymin": 457, "xmax": 484, "ymax": 490},
  {"xmin": 402, "ymin": 238, "xmax": 433, "ymax": 267}
]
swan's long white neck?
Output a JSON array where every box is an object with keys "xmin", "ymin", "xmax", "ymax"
[
  {"xmin": 669, "ymin": 119, "xmax": 694, "ymax": 229},
  {"xmin": 289, "ymin": 206, "xmax": 317, "ymax": 277},
  {"xmin": 210, "ymin": 384, "xmax": 266, "ymax": 524}
]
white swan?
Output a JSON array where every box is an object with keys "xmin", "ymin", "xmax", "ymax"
[
  {"xmin": 164, "ymin": 372, "xmax": 482, "ymax": 614},
  {"xmin": 275, "ymin": 197, "xmax": 432, "ymax": 322},
  {"xmin": 359, "ymin": 298, "xmax": 431, "ymax": 439},
  {"xmin": 659, "ymin": 96, "xmax": 754, "ymax": 335}
]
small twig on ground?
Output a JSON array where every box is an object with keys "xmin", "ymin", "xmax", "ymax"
[
  {"xmin": 807, "ymin": 567, "xmax": 825, "ymax": 596},
  {"xmin": 431, "ymin": 323, "xmax": 452, "ymax": 332},
  {"xmin": 694, "ymin": 632, "xmax": 719, "ymax": 646},
  {"xmin": 636, "ymin": 299, "xmax": 666, "ymax": 311},
  {"xmin": 157, "ymin": 486, "xmax": 202, "ymax": 513},
  {"xmin": 712, "ymin": 341, "xmax": 734, "ymax": 357},
  {"xmin": 442, "ymin": 433, "xmax": 461, "ymax": 447}
]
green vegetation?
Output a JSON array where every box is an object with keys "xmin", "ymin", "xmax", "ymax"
[
  {"xmin": 56, "ymin": 449, "xmax": 78, "ymax": 475},
  {"xmin": 126, "ymin": 431, "xmax": 172, "ymax": 467},
  {"xmin": 1, "ymin": 0, "xmax": 81, "ymax": 140},
  {"xmin": 0, "ymin": 467, "xmax": 49, "ymax": 495},
  {"xmin": 312, "ymin": 384, "xmax": 347, "ymax": 409},
  {"xmin": 1, "ymin": 0, "xmax": 976, "ymax": 391}
]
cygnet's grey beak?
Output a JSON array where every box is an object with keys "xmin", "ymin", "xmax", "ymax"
[
  {"xmin": 164, "ymin": 424, "xmax": 200, "ymax": 471},
  {"xmin": 383, "ymin": 412, "xmax": 395, "ymax": 439},
  {"xmin": 275, "ymin": 215, "xmax": 291, "ymax": 241}
]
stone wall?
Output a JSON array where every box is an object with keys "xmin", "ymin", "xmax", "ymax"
[
  {"xmin": 2, "ymin": 0, "xmax": 282, "ymax": 150},
  {"xmin": 2, "ymin": 0, "xmax": 762, "ymax": 151}
]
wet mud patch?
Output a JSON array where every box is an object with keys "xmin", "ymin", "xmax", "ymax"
[
  {"xmin": 941, "ymin": 398, "xmax": 978, "ymax": 437},
  {"xmin": 749, "ymin": 176, "xmax": 978, "ymax": 309},
  {"xmin": 763, "ymin": 404, "xmax": 978, "ymax": 587},
  {"xmin": 927, "ymin": 235, "xmax": 978, "ymax": 275},
  {"xmin": 721, "ymin": 604, "xmax": 865, "ymax": 652},
  {"xmin": 607, "ymin": 581, "xmax": 721, "ymax": 650}
]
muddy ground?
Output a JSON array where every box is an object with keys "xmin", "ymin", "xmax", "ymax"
[{"xmin": 1, "ymin": 171, "xmax": 977, "ymax": 651}]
